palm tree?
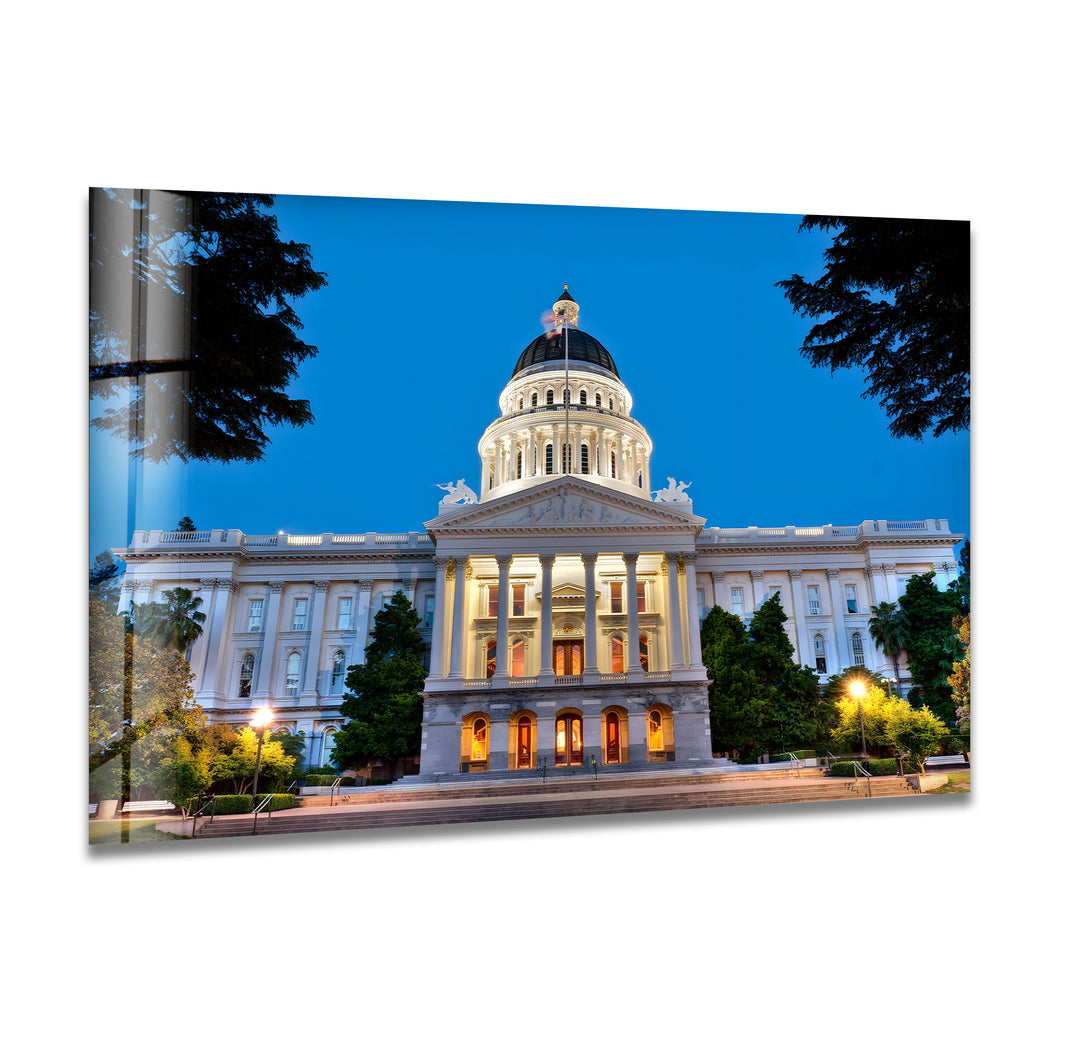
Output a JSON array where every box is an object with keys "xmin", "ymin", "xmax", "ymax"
[
  {"xmin": 136, "ymin": 587, "xmax": 206, "ymax": 655},
  {"xmin": 868, "ymin": 601, "xmax": 908, "ymax": 697}
]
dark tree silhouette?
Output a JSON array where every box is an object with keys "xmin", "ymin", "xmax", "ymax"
[
  {"xmin": 777, "ymin": 215, "xmax": 969, "ymax": 440},
  {"xmin": 90, "ymin": 188, "xmax": 327, "ymax": 464}
]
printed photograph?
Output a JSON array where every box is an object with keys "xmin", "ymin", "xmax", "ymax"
[{"xmin": 88, "ymin": 190, "xmax": 970, "ymax": 845}]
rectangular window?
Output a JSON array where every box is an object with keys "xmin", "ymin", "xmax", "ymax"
[
  {"xmin": 488, "ymin": 585, "xmax": 499, "ymax": 617},
  {"xmin": 808, "ymin": 586, "xmax": 820, "ymax": 615},
  {"xmin": 637, "ymin": 582, "xmax": 646, "ymax": 614},
  {"xmin": 512, "ymin": 584, "xmax": 525, "ymax": 616},
  {"xmin": 697, "ymin": 588, "xmax": 706, "ymax": 620},
  {"xmin": 248, "ymin": 599, "xmax": 263, "ymax": 632},
  {"xmin": 424, "ymin": 594, "xmax": 435, "ymax": 628},
  {"xmin": 292, "ymin": 598, "xmax": 308, "ymax": 631},
  {"xmin": 769, "ymin": 585, "xmax": 782, "ymax": 607},
  {"xmin": 337, "ymin": 597, "xmax": 353, "ymax": 630},
  {"xmin": 845, "ymin": 584, "xmax": 858, "ymax": 614},
  {"xmin": 610, "ymin": 582, "xmax": 623, "ymax": 614},
  {"xmin": 731, "ymin": 587, "xmax": 743, "ymax": 615},
  {"xmin": 612, "ymin": 636, "xmax": 624, "ymax": 673}
]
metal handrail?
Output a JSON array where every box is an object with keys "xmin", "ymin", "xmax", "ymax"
[
  {"xmin": 784, "ymin": 752, "xmax": 802, "ymax": 778},
  {"xmin": 252, "ymin": 792, "xmax": 275, "ymax": 834},
  {"xmin": 852, "ymin": 760, "xmax": 873, "ymax": 798},
  {"xmin": 329, "ymin": 777, "xmax": 343, "ymax": 807},
  {"xmin": 190, "ymin": 794, "xmax": 218, "ymax": 838}
]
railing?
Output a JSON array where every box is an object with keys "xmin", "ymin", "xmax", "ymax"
[
  {"xmin": 852, "ymin": 760, "xmax": 873, "ymax": 797},
  {"xmin": 783, "ymin": 752, "xmax": 802, "ymax": 778},
  {"xmin": 643, "ymin": 670, "xmax": 671, "ymax": 681},
  {"xmin": 697, "ymin": 520, "xmax": 950, "ymax": 543},
  {"xmin": 554, "ymin": 675, "xmax": 583, "ymax": 685},
  {"xmin": 508, "ymin": 677, "xmax": 538, "ymax": 687},
  {"xmin": 287, "ymin": 535, "xmax": 322, "ymax": 546},
  {"xmin": 328, "ymin": 777, "xmax": 343, "ymax": 807},
  {"xmin": 190, "ymin": 794, "xmax": 217, "ymax": 839},
  {"xmin": 252, "ymin": 792, "xmax": 276, "ymax": 834},
  {"xmin": 160, "ymin": 531, "xmax": 210, "ymax": 543},
  {"xmin": 331, "ymin": 534, "xmax": 366, "ymax": 544},
  {"xmin": 462, "ymin": 679, "xmax": 492, "ymax": 689}
]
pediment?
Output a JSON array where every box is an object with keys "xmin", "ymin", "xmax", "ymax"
[{"xmin": 425, "ymin": 477, "xmax": 705, "ymax": 536}]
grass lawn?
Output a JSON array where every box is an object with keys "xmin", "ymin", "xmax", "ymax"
[
  {"xmin": 89, "ymin": 818, "xmax": 187, "ymax": 845},
  {"xmin": 931, "ymin": 771, "xmax": 971, "ymax": 794}
]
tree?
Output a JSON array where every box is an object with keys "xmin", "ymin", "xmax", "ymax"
[
  {"xmin": 776, "ymin": 215, "xmax": 969, "ymax": 440},
  {"xmin": 136, "ymin": 587, "xmax": 206, "ymax": 653},
  {"xmin": 702, "ymin": 593, "xmax": 832, "ymax": 760},
  {"xmin": 208, "ymin": 728, "xmax": 297, "ymax": 794},
  {"xmin": 831, "ymin": 683, "xmax": 950, "ymax": 770},
  {"xmin": 822, "ymin": 665, "xmax": 892, "ymax": 704},
  {"xmin": 868, "ymin": 601, "xmax": 909, "ymax": 696},
  {"xmin": 897, "ymin": 572, "xmax": 964, "ymax": 722},
  {"xmin": 176, "ymin": 516, "xmax": 196, "ymax": 531},
  {"xmin": 90, "ymin": 188, "xmax": 328, "ymax": 464},
  {"xmin": 331, "ymin": 592, "xmax": 426, "ymax": 776},
  {"xmin": 89, "ymin": 550, "xmax": 123, "ymax": 609},
  {"xmin": 89, "ymin": 597, "xmax": 208, "ymax": 800},
  {"xmin": 948, "ymin": 614, "xmax": 970, "ymax": 734}
]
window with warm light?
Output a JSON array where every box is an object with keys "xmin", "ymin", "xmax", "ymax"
[
  {"xmin": 471, "ymin": 718, "xmax": 488, "ymax": 762},
  {"xmin": 512, "ymin": 584, "xmax": 525, "ymax": 616},
  {"xmin": 238, "ymin": 654, "xmax": 254, "ymax": 698},
  {"xmin": 639, "ymin": 635, "xmax": 649, "ymax": 671},
  {"xmin": 648, "ymin": 710, "xmax": 664, "ymax": 751},
  {"xmin": 637, "ymin": 581, "xmax": 646, "ymax": 614},
  {"xmin": 488, "ymin": 586, "xmax": 499, "ymax": 617},
  {"xmin": 486, "ymin": 640, "xmax": 497, "ymax": 678},
  {"xmin": 511, "ymin": 637, "xmax": 525, "ymax": 677},
  {"xmin": 610, "ymin": 582, "xmax": 623, "ymax": 614},
  {"xmin": 611, "ymin": 635, "xmax": 624, "ymax": 673}
]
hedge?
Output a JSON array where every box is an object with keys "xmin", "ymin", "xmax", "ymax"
[
  {"xmin": 304, "ymin": 774, "xmax": 355, "ymax": 787},
  {"xmin": 829, "ymin": 758, "xmax": 906, "ymax": 777},
  {"xmin": 211, "ymin": 794, "xmax": 296, "ymax": 815},
  {"xmin": 254, "ymin": 793, "xmax": 296, "ymax": 812}
]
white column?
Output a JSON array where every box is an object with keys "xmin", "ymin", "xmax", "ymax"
[
  {"xmin": 187, "ymin": 578, "xmax": 217, "ymax": 683},
  {"xmin": 826, "ymin": 568, "xmax": 849, "ymax": 669},
  {"xmin": 865, "ymin": 565, "xmax": 885, "ymax": 607},
  {"xmin": 253, "ymin": 581, "xmax": 284, "ymax": 699},
  {"xmin": 448, "ymin": 556, "xmax": 469, "ymax": 679},
  {"xmin": 710, "ymin": 570, "xmax": 725, "ymax": 611},
  {"xmin": 427, "ymin": 557, "xmax": 450, "ymax": 679},
  {"xmin": 625, "ymin": 553, "xmax": 643, "ymax": 677},
  {"xmin": 355, "ymin": 580, "xmax": 374, "ymax": 661},
  {"xmin": 539, "ymin": 554, "xmax": 555, "ymax": 678},
  {"xmin": 788, "ymin": 570, "xmax": 812, "ymax": 670},
  {"xmin": 302, "ymin": 580, "xmax": 329, "ymax": 699},
  {"xmin": 665, "ymin": 554, "xmax": 684, "ymax": 669},
  {"xmin": 883, "ymin": 564, "xmax": 899, "ymax": 603},
  {"xmin": 750, "ymin": 570, "xmax": 766, "ymax": 611},
  {"xmin": 683, "ymin": 553, "xmax": 703, "ymax": 668},
  {"xmin": 582, "ymin": 553, "xmax": 599, "ymax": 677},
  {"xmin": 527, "ymin": 430, "xmax": 537, "ymax": 479},
  {"xmin": 494, "ymin": 555, "xmax": 511, "ymax": 680}
]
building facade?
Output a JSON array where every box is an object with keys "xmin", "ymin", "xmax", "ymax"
[{"xmin": 115, "ymin": 290, "xmax": 963, "ymax": 776}]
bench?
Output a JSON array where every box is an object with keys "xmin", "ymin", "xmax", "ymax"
[
  {"xmin": 118, "ymin": 800, "xmax": 176, "ymax": 815},
  {"xmin": 925, "ymin": 755, "xmax": 968, "ymax": 770},
  {"xmin": 89, "ymin": 804, "xmax": 98, "ymax": 817}
]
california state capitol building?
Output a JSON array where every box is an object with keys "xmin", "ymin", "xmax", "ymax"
[{"xmin": 115, "ymin": 288, "xmax": 964, "ymax": 779}]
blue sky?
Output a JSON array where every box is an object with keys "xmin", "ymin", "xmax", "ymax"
[{"xmin": 89, "ymin": 195, "xmax": 970, "ymax": 561}]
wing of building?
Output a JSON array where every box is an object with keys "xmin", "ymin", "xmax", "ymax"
[{"xmin": 115, "ymin": 288, "xmax": 964, "ymax": 779}]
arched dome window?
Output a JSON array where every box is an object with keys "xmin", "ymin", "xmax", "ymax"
[
  {"xmin": 579, "ymin": 389, "xmax": 587, "ymax": 405},
  {"xmin": 562, "ymin": 388, "xmax": 570, "ymax": 406},
  {"xmin": 532, "ymin": 392, "xmax": 538, "ymax": 407},
  {"xmin": 581, "ymin": 443, "xmax": 589, "ymax": 473},
  {"xmin": 545, "ymin": 444, "xmax": 554, "ymax": 474},
  {"xmin": 546, "ymin": 389, "xmax": 554, "ymax": 405},
  {"xmin": 516, "ymin": 451, "xmax": 523, "ymax": 480},
  {"xmin": 596, "ymin": 392, "xmax": 602, "ymax": 407}
]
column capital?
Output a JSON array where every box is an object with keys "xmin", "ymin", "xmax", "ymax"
[
  {"xmin": 580, "ymin": 552, "xmax": 598, "ymax": 567},
  {"xmin": 710, "ymin": 570, "xmax": 725, "ymax": 582},
  {"xmin": 538, "ymin": 554, "xmax": 556, "ymax": 569},
  {"xmin": 495, "ymin": 555, "xmax": 513, "ymax": 570},
  {"xmin": 358, "ymin": 579, "xmax": 374, "ymax": 592},
  {"xmin": 314, "ymin": 580, "xmax": 330, "ymax": 592},
  {"xmin": 788, "ymin": 569, "xmax": 803, "ymax": 580},
  {"xmin": 881, "ymin": 562, "xmax": 896, "ymax": 573},
  {"xmin": 621, "ymin": 551, "xmax": 640, "ymax": 568},
  {"xmin": 682, "ymin": 550, "xmax": 697, "ymax": 564},
  {"xmin": 750, "ymin": 569, "xmax": 764, "ymax": 579},
  {"xmin": 826, "ymin": 568, "xmax": 840, "ymax": 578},
  {"xmin": 269, "ymin": 581, "xmax": 285, "ymax": 592}
]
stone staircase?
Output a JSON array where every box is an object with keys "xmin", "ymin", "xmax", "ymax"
[{"xmin": 193, "ymin": 771, "xmax": 920, "ymax": 841}]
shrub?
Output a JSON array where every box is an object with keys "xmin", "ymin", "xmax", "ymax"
[
  {"xmin": 941, "ymin": 736, "xmax": 969, "ymax": 756},
  {"xmin": 213, "ymin": 795, "xmax": 253, "ymax": 815},
  {"xmin": 829, "ymin": 761, "xmax": 856, "ymax": 777},
  {"xmin": 254, "ymin": 793, "xmax": 295, "ymax": 812},
  {"xmin": 867, "ymin": 758, "xmax": 902, "ymax": 776}
]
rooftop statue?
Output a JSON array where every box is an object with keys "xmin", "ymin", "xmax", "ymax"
[
  {"xmin": 437, "ymin": 479, "xmax": 478, "ymax": 506},
  {"xmin": 653, "ymin": 477, "xmax": 692, "ymax": 503}
]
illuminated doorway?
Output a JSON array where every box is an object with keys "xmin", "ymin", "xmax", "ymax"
[
  {"xmin": 605, "ymin": 711, "xmax": 621, "ymax": 763},
  {"xmin": 555, "ymin": 712, "xmax": 584, "ymax": 766},
  {"xmin": 553, "ymin": 639, "xmax": 583, "ymax": 676}
]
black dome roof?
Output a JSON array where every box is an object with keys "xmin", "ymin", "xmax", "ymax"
[{"xmin": 511, "ymin": 328, "xmax": 620, "ymax": 379}]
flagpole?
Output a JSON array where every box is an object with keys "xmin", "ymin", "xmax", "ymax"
[{"xmin": 563, "ymin": 295, "xmax": 570, "ymax": 475}]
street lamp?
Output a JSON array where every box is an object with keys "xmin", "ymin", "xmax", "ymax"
[
  {"xmin": 251, "ymin": 706, "xmax": 274, "ymax": 800},
  {"xmin": 849, "ymin": 681, "xmax": 868, "ymax": 761}
]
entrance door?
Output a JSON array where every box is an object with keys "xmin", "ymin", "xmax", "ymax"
[
  {"xmin": 516, "ymin": 718, "xmax": 532, "ymax": 769},
  {"xmin": 555, "ymin": 713, "xmax": 584, "ymax": 766},
  {"xmin": 553, "ymin": 639, "xmax": 583, "ymax": 676},
  {"xmin": 605, "ymin": 711, "xmax": 621, "ymax": 763}
]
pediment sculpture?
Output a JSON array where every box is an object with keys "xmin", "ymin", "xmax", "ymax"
[
  {"xmin": 653, "ymin": 477, "xmax": 692, "ymax": 503},
  {"xmin": 436, "ymin": 479, "xmax": 478, "ymax": 506}
]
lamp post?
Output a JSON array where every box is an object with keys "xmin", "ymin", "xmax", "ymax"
[
  {"xmin": 251, "ymin": 706, "xmax": 274, "ymax": 800},
  {"xmin": 849, "ymin": 681, "xmax": 868, "ymax": 761}
]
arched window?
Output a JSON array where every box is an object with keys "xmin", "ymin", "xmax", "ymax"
[
  {"xmin": 609, "ymin": 397, "xmax": 614, "ymax": 410},
  {"xmin": 471, "ymin": 718, "xmax": 488, "ymax": 762},
  {"xmin": 511, "ymin": 637, "xmax": 525, "ymax": 677},
  {"xmin": 284, "ymin": 652, "xmax": 301, "ymax": 697},
  {"xmin": 238, "ymin": 654, "xmax": 254, "ymax": 698},
  {"xmin": 516, "ymin": 451, "xmax": 522, "ymax": 480},
  {"xmin": 330, "ymin": 650, "xmax": 346, "ymax": 694},
  {"xmin": 579, "ymin": 389, "xmax": 587, "ymax": 404},
  {"xmin": 555, "ymin": 712, "xmax": 583, "ymax": 766},
  {"xmin": 321, "ymin": 728, "xmax": 336, "ymax": 768},
  {"xmin": 852, "ymin": 631, "xmax": 865, "ymax": 666},
  {"xmin": 514, "ymin": 714, "xmax": 533, "ymax": 769},
  {"xmin": 545, "ymin": 443, "xmax": 554, "ymax": 474},
  {"xmin": 814, "ymin": 635, "xmax": 827, "ymax": 674},
  {"xmin": 610, "ymin": 452, "xmax": 616, "ymax": 477},
  {"xmin": 531, "ymin": 392, "xmax": 538, "ymax": 407},
  {"xmin": 486, "ymin": 640, "xmax": 497, "ymax": 678},
  {"xmin": 580, "ymin": 443, "xmax": 589, "ymax": 473},
  {"xmin": 648, "ymin": 709, "xmax": 664, "ymax": 751},
  {"xmin": 611, "ymin": 635, "xmax": 624, "ymax": 673},
  {"xmin": 596, "ymin": 392, "xmax": 602, "ymax": 407},
  {"xmin": 605, "ymin": 711, "xmax": 622, "ymax": 763},
  {"xmin": 546, "ymin": 388, "xmax": 554, "ymax": 405},
  {"xmin": 563, "ymin": 443, "xmax": 572, "ymax": 473}
]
